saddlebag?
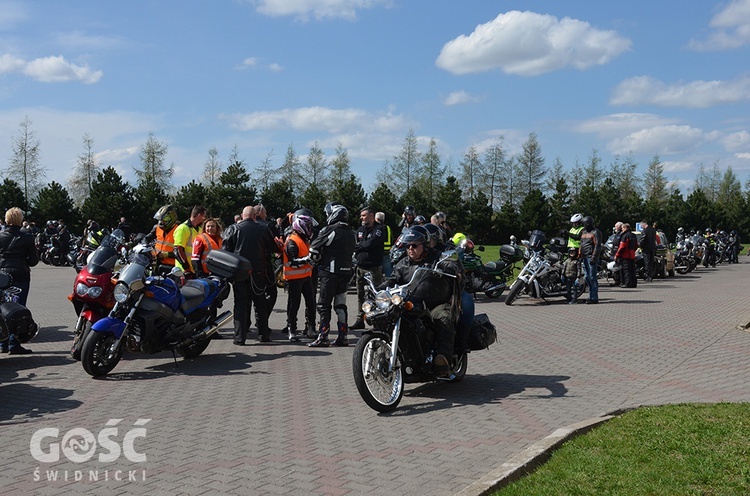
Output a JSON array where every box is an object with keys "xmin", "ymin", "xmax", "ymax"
[
  {"xmin": 1, "ymin": 302, "xmax": 39, "ymax": 343},
  {"xmin": 500, "ymin": 244, "xmax": 525, "ymax": 263},
  {"xmin": 468, "ymin": 313, "xmax": 497, "ymax": 350},
  {"xmin": 205, "ymin": 250, "xmax": 251, "ymax": 281}
]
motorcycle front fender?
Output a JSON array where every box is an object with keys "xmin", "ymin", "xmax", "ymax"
[{"xmin": 91, "ymin": 316, "xmax": 127, "ymax": 338}]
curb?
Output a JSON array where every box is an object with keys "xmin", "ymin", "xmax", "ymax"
[{"xmin": 455, "ymin": 407, "xmax": 638, "ymax": 496}]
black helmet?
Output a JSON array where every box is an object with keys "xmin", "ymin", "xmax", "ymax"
[
  {"xmin": 424, "ymin": 223, "xmax": 445, "ymax": 246},
  {"xmin": 324, "ymin": 202, "xmax": 348, "ymax": 225},
  {"xmin": 582, "ymin": 216, "xmax": 594, "ymax": 229},
  {"xmin": 403, "ymin": 205, "xmax": 415, "ymax": 217},
  {"xmin": 154, "ymin": 204, "xmax": 177, "ymax": 231},
  {"xmin": 399, "ymin": 225, "xmax": 429, "ymax": 246},
  {"xmin": 414, "ymin": 215, "xmax": 426, "ymax": 225},
  {"xmin": 705, "ymin": 228, "xmax": 712, "ymax": 234}
]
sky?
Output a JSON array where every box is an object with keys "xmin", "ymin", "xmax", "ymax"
[{"xmin": 1, "ymin": 0, "xmax": 749, "ymax": 195}]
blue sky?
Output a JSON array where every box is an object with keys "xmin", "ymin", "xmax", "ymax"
[{"xmin": 1, "ymin": 0, "xmax": 749, "ymax": 195}]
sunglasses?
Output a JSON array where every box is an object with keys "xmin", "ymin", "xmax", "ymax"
[{"xmin": 406, "ymin": 244, "xmax": 421, "ymax": 249}]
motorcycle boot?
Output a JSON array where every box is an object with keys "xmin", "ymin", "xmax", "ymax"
[
  {"xmin": 288, "ymin": 328, "xmax": 300, "ymax": 342},
  {"xmin": 332, "ymin": 322, "xmax": 349, "ymax": 347},
  {"xmin": 307, "ymin": 325, "xmax": 330, "ymax": 347},
  {"xmin": 350, "ymin": 316, "xmax": 366, "ymax": 330},
  {"xmin": 305, "ymin": 319, "xmax": 317, "ymax": 339},
  {"xmin": 433, "ymin": 353, "xmax": 450, "ymax": 377}
]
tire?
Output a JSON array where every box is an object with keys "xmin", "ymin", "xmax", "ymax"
[
  {"xmin": 484, "ymin": 287, "xmax": 505, "ymax": 298},
  {"xmin": 504, "ymin": 279, "xmax": 525, "ymax": 306},
  {"xmin": 81, "ymin": 331, "xmax": 123, "ymax": 377},
  {"xmin": 450, "ymin": 353, "xmax": 468, "ymax": 382},
  {"xmin": 71, "ymin": 320, "xmax": 93, "ymax": 361},
  {"xmin": 176, "ymin": 337, "xmax": 211, "ymax": 358},
  {"xmin": 352, "ymin": 334, "xmax": 404, "ymax": 413}
]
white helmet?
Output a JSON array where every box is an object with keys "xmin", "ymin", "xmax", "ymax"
[
  {"xmin": 570, "ymin": 213, "xmax": 583, "ymax": 224},
  {"xmin": 607, "ymin": 261, "xmax": 620, "ymax": 272}
]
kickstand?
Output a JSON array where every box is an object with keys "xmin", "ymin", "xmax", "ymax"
[{"xmin": 170, "ymin": 347, "xmax": 179, "ymax": 368}]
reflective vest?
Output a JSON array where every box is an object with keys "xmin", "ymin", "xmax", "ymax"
[
  {"xmin": 383, "ymin": 225, "xmax": 393, "ymax": 252},
  {"xmin": 282, "ymin": 233, "xmax": 312, "ymax": 280},
  {"xmin": 193, "ymin": 233, "xmax": 221, "ymax": 274},
  {"xmin": 567, "ymin": 226, "xmax": 584, "ymax": 249},
  {"xmin": 155, "ymin": 225, "xmax": 178, "ymax": 266},
  {"xmin": 173, "ymin": 221, "xmax": 202, "ymax": 272}
]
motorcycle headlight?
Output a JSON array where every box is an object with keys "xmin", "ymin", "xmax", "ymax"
[
  {"xmin": 113, "ymin": 281, "xmax": 130, "ymax": 303},
  {"xmin": 87, "ymin": 286, "xmax": 103, "ymax": 298},
  {"xmin": 75, "ymin": 282, "xmax": 88, "ymax": 297},
  {"xmin": 362, "ymin": 301, "xmax": 375, "ymax": 314},
  {"xmin": 375, "ymin": 290, "xmax": 392, "ymax": 310},
  {"xmin": 390, "ymin": 293, "xmax": 403, "ymax": 306}
]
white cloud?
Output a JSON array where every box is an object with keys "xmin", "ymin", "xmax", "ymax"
[
  {"xmin": 53, "ymin": 31, "xmax": 126, "ymax": 51},
  {"xmin": 235, "ymin": 57, "xmax": 283, "ymax": 72},
  {"xmin": 575, "ymin": 113, "xmax": 677, "ymax": 138},
  {"xmin": 236, "ymin": 57, "xmax": 258, "ymax": 69},
  {"xmin": 0, "ymin": 54, "xmax": 102, "ymax": 83},
  {"xmin": 224, "ymin": 106, "xmax": 409, "ymax": 134},
  {"xmin": 252, "ymin": 0, "xmax": 390, "ymax": 21},
  {"xmin": 435, "ymin": 10, "xmax": 631, "ymax": 76},
  {"xmin": 608, "ymin": 125, "xmax": 710, "ymax": 156},
  {"xmin": 723, "ymin": 130, "xmax": 750, "ymax": 152},
  {"xmin": 611, "ymin": 75, "xmax": 750, "ymax": 108},
  {"xmin": 662, "ymin": 161, "xmax": 695, "ymax": 172},
  {"xmin": 689, "ymin": 0, "xmax": 750, "ymax": 50},
  {"xmin": 443, "ymin": 90, "xmax": 479, "ymax": 106}
]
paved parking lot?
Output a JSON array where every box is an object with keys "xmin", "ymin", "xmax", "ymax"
[{"xmin": 2, "ymin": 261, "xmax": 750, "ymax": 495}]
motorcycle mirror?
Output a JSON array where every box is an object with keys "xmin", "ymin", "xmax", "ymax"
[
  {"xmin": 438, "ymin": 250, "xmax": 459, "ymax": 263},
  {"xmin": 477, "ymin": 245, "xmax": 485, "ymax": 252}
]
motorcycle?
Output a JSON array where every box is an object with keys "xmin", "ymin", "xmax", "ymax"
[
  {"xmin": 0, "ymin": 271, "xmax": 39, "ymax": 345},
  {"xmin": 462, "ymin": 243, "xmax": 524, "ymax": 298},
  {"xmin": 504, "ymin": 230, "xmax": 587, "ymax": 306},
  {"xmin": 68, "ymin": 229, "xmax": 125, "ymax": 360},
  {"xmin": 352, "ymin": 252, "xmax": 498, "ymax": 412},
  {"xmin": 673, "ymin": 236, "xmax": 696, "ymax": 274},
  {"xmin": 80, "ymin": 245, "xmax": 246, "ymax": 377}
]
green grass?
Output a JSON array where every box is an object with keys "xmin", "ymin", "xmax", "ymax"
[{"xmin": 495, "ymin": 403, "xmax": 750, "ymax": 496}]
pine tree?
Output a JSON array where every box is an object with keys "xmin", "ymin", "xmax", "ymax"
[
  {"xmin": 0, "ymin": 179, "xmax": 28, "ymax": 213},
  {"xmin": 80, "ymin": 167, "xmax": 134, "ymax": 232},
  {"xmin": 68, "ymin": 133, "xmax": 100, "ymax": 207},
  {"xmin": 33, "ymin": 181, "xmax": 78, "ymax": 226},
  {"xmin": 516, "ymin": 132, "xmax": 546, "ymax": 197},
  {"xmin": 300, "ymin": 141, "xmax": 328, "ymax": 190}
]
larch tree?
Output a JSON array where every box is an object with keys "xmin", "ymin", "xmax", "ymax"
[
  {"xmin": 201, "ymin": 146, "xmax": 223, "ymax": 186},
  {"xmin": 6, "ymin": 116, "xmax": 46, "ymax": 205},
  {"xmin": 68, "ymin": 133, "xmax": 100, "ymax": 207},
  {"xmin": 516, "ymin": 132, "xmax": 546, "ymax": 197}
]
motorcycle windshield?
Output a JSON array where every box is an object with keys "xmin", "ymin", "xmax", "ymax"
[
  {"xmin": 528, "ymin": 230, "xmax": 546, "ymax": 251},
  {"xmin": 86, "ymin": 246, "xmax": 119, "ymax": 275},
  {"xmin": 117, "ymin": 255, "xmax": 148, "ymax": 285}
]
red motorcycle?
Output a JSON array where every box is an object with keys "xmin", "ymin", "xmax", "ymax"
[{"xmin": 68, "ymin": 229, "xmax": 124, "ymax": 360}]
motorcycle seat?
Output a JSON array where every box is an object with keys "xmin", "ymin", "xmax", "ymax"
[
  {"xmin": 180, "ymin": 279, "xmax": 213, "ymax": 313},
  {"xmin": 483, "ymin": 261, "xmax": 506, "ymax": 272}
]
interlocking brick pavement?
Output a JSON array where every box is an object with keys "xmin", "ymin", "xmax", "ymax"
[{"xmin": 2, "ymin": 261, "xmax": 750, "ymax": 495}]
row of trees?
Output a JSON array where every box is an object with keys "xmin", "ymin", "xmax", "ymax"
[{"xmin": 4, "ymin": 119, "xmax": 750, "ymax": 245}]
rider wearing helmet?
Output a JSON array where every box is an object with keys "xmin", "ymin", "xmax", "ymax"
[
  {"xmin": 567, "ymin": 213, "xmax": 584, "ymax": 249},
  {"xmin": 399, "ymin": 205, "xmax": 417, "ymax": 231},
  {"xmin": 380, "ymin": 226, "xmax": 462, "ymax": 377},
  {"xmin": 282, "ymin": 215, "xmax": 316, "ymax": 342},
  {"xmin": 307, "ymin": 202, "xmax": 356, "ymax": 347},
  {"xmin": 149, "ymin": 204, "xmax": 180, "ymax": 269},
  {"xmin": 424, "ymin": 223, "xmax": 446, "ymax": 251},
  {"xmin": 414, "ymin": 215, "xmax": 426, "ymax": 225}
]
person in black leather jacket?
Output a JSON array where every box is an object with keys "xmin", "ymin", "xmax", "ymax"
[
  {"xmin": 307, "ymin": 202, "xmax": 356, "ymax": 347},
  {"xmin": 222, "ymin": 205, "xmax": 280, "ymax": 344},
  {"xmin": 0, "ymin": 207, "xmax": 38, "ymax": 354},
  {"xmin": 380, "ymin": 226, "xmax": 461, "ymax": 376}
]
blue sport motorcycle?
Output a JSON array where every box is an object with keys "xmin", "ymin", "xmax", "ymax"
[{"xmin": 81, "ymin": 244, "xmax": 248, "ymax": 377}]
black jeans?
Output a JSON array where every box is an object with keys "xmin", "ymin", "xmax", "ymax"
[
  {"xmin": 232, "ymin": 276, "xmax": 270, "ymax": 343},
  {"xmin": 286, "ymin": 277, "xmax": 315, "ymax": 332}
]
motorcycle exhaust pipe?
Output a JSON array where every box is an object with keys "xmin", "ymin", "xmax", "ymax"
[
  {"xmin": 179, "ymin": 310, "xmax": 232, "ymax": 346},
  {"xmin": 485, "ymin": 282, "xmax": 506, "ymax": 293}
]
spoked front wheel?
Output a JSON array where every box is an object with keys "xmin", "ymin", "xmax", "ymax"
[
  {"xmin": 504, "ymin": 279, "xmax": 525, "ymax": 306},
  {"xmin": 352, "ymin": 334, "xmax": 404, "ymax": 413},
  {"xmin": 81, "ymin": 331, "xmax": 123, "ymax": 377}
]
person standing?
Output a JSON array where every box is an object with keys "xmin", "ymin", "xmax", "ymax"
[
  {"xmin": 191, "ymin": 217, "xmax": 223, "ymax": 278},
  {"xmin": 580, "ymin": 216, "xmax": 602, "ymax": 303},
  {"xmin": 563, "ymin": 247, "xmax": 581, "ymax": 305},
  {"xmin": 375, "ymin": 211, "xmax": 393, "ymax": 277},
  {"xmin": 282, "ymin": 215, "xmax": 316, "ymax": 342},
  {"xmin": 0, "ymin": 208, "xmax": 39, "ymax": 354},
  {"xmin": 610, "ymin": 222, "xmax": 624, "ymax": 286},
  {"xmin": 307, "ymin": 203, "xmax": 356, "ymax": 347},
  {"xmin": 351, "ymin": 207, "xmax": 385, "ymax": 330},
  {"xmin": 223, "ymin": 205, "xmax": 280, "ymax": 344},
  {"xmin": 173, "ymin": 205, "xmax": 207, "ymax": 278},
  {"xmin": 616, "ymin": 223, "xmax": 638, "ymax": 288},
  {"xmin": 639, "ymin": 220, "xmax": 657, "ymax": 282},
  {"xmin": 567, "ymin": 213, "xmax": 584, "ymax": 250}
]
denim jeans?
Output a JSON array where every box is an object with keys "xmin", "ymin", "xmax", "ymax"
[{"xmin": 582, "ymin": 257, "xmax": 598, "ymax": 302}]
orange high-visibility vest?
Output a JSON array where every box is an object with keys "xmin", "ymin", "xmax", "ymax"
[
  {"xmin": 193, "ymin": 233, "xmax": 221, "ymax": 274},
  {"xmin": 155, "ymin": 225, "xmax": 177, "ymax": 266},
  {"xmin": 282, "ymin": 233, "xmax": 312, "ymax": 280}
]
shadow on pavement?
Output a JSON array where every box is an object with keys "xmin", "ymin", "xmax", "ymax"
[
  {"xmin": 385, "ymin": 373, "xmax": 570, "ymax": 416},
  {"xmin": 32, "ymin": 325, "xmax": 73, "ymax": 344},
  {"xmin": 0, "ymin": 383, "xmax": 82, "ymax": 424}
]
